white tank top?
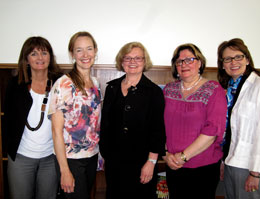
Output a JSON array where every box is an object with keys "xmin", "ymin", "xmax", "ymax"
[{"xmin": 17, "ymin": 89, "xmax": 53, "ymax": 158}]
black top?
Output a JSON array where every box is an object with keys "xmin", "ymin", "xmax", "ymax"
[
  {"xmin": 2, "ymin": 75, "xmax": 60, "ymax": 161},
  {"xmin": 99, "ymin": 74, "xmax": 166, "ymax": 165}
]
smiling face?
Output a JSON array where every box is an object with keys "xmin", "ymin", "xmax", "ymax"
[
  {"xmin": 72, "ymin": 36, "xmax": 96, "ymax": 71},
  {"xmin": 122, "ymin": 47, "xmax": 145, "ymax": 76},
  {"xmin": 176, "ymin": 49, "xmax": 201, "ymax": 81},
  {"xmin": 222, "ymin": 47, "xmax": 249, "ymax": 80},
  {"xmin": 27, "ymin": 48, "xmax": 50, "ymax": 72}
]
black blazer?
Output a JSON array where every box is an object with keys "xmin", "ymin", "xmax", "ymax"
[
  {"xmin": 2, "ymin": 75, "xmax": 60, "ymax": 161},
  {"xmin": 99, "ymin": 74, "xmax": 166, "ymax": 164}
]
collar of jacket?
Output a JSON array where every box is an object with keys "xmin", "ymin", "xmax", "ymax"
[{"xmin": 107, "ymin": 73, "xmax": 154, "ymax": 89}]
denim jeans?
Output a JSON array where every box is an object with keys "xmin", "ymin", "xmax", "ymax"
[{"xmin": 7, "ymin": 153, "xmax": 58, "ymax": 199}]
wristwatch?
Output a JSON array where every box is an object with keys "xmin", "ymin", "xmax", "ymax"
[
  {"xmin": 180, "ymin": 152, "xmax": 188, "ymax": 162},
  {"xmin": 148, "ymin": 158, "xmax": 157, "ymax": 164}
]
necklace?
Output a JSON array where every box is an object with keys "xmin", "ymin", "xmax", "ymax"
[
  {"xmin": 25, "ymin": 79, "xmax": 52, "ymax": 131},
  {"xmin": 181, "ymin": 76, "xmax": 202, "ymax": 91}
]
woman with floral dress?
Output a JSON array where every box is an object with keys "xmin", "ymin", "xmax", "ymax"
[{"xmin": 48, "ymin": 31, "xmax": 101, "ymax": 199}]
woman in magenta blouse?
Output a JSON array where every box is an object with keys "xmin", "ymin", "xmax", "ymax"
[{"xmin": 163, "ymin": 43, "xmax": 227, "ymax": 199}]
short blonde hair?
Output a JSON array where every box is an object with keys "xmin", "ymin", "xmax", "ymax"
[{"xmin": 115, "ymin": 42, "xmax": 152, "ymax": 72}]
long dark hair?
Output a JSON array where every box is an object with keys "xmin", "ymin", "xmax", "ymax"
[
  {"xmin": 217, "ymin": 38, "xmax": 260, "ymax": 89},
  {"xmin": 67, "ymin": 31, "xmax": 98, "ymax": 95},
  {"xmin": 18, "ymin": 36, "xmax": 60, "ymax": 84}
]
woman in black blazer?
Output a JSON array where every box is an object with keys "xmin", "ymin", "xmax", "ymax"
[
  {"xmin": 99, "ymin": 42, "xmax": 166, "ymax": 199},
  {"xmin": 3, "ymin": 36, "xmax": 61, "ymax": 199}
]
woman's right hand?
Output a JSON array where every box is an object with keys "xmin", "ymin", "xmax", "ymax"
[
  {"xmin": 163, "ymin": 152, "xmax": 183, "ymax": 170},
  {"xmin": 61, "ymin": 170, "xmax": 75, "ymax": 193},
  {"xmin": 52, "ymin": 111, "xmax": 75, "ymax": 193}
]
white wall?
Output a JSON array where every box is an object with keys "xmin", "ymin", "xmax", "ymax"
[{"xmin": 0, "ymin": 0, "xmax": 260, "ymax": 67}]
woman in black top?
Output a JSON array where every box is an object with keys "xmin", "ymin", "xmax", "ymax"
[
  {"xmin": 99, "ymin": 41, "xmax": 165, "ymax": 199},
  {"xmin": 3, "ymin": 36, "xmax": 61, "ymax": 199}
]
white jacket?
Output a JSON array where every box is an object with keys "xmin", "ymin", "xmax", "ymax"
[{"xmin": 225, "ymin": 72, "xmax": 260, "ymax": 172}]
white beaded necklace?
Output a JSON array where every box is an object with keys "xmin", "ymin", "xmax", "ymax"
[{"xmin": 181, "ymin": 76, "xmax": 202, "ymax": 91}]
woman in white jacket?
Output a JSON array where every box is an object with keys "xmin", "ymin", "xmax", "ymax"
[{"xmin": 217, "ymin": 38, "xmax": 260, "ymax": 199}]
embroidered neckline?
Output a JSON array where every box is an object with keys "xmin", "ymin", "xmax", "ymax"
[{"xmin": 181, "ymin": 76, "xmax": 202, "ymax": 91}]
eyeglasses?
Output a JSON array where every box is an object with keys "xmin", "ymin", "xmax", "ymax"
[
  {"xmin": 123, "ymin": 56, "xmax": 144, "ymax": 62},
  {"xmin": 175, "ymin": 57, "xmax": 198, "ymax": 66},
  {"xmin": 222, "ymin": 54, "xmax": 245, "ymax": 63}
]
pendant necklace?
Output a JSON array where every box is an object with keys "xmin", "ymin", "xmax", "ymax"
[
  {"xmin": 25, "ymin": 79, "xmax": 52, "ymax": 131},
  {"xmin": 181, "ymin": 76, "xmax": 202, "ymax": 91}
]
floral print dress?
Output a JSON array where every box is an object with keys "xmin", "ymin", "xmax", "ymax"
[{"xmin": 48, "ymin": 75, "xmax": 101, "ymax": 159}]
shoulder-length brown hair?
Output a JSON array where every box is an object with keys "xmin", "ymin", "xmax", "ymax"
[
  {"xmin": 217, "ymin": 38, "xmax": 260, "ymax": 89},
  {"xmin": 18, "ymin": 36, "xmax": 60, "ymax": 84},
  {"xmin": 67, "ymin": 31, "xmax": 98, "ymax": 95},
  {"xmin": 115, "ymin": 42, "xmax": 152, "ymax": 72},
  {"xmin": 171, "ymin": 43, "xmax": 206, "ymax": 79}
]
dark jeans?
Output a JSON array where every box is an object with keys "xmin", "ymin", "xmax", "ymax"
[
  {"xmin": 7, "ymin": 153, "xmax": 58, "ymax": 199},
  {"xmin": 166, "ymin": 160, "xmax": 221, "ymax": 199},
  {"xmin": 55, "ymin": 154, "xmax": 98, "ymax": 199}
]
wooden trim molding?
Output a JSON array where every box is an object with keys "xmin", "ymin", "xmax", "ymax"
[
  {"xmin": 0, "ymin": 94, "xmax": 3, "ymax": 199},
  {"xmin": 0, "ymin": 63, "xmax": 217, "ymax": 70},
  {"xmin": 0, "ymin": 63, "xmax": 219, "ymax": 98}
]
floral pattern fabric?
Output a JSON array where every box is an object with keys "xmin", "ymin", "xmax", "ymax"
[
  {"xmin": 48, "ymin": 75, "xmax": 101, "ymax": 159},
  {"xmin": 164, "ymin": 80, "xmax": 217, "ymax": 104}
]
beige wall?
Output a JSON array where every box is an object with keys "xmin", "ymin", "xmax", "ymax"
[{"xmin": 0, "ymin": 0, "xmax": 260, "ymax": 67}]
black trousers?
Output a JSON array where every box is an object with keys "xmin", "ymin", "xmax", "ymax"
[
  {"xmin": 166, "ymin": 160, "xmax": 221, "ymax": 199},
  {"xmin": 105, "ymin": 160, "xmax": 158, "ymax": 199},
  {"xmin": 55, "ymin": 154, "xmax": 98, "ymax": 199}
]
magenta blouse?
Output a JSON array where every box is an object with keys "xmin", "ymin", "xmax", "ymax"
[{"xmin": 163, "ymin": 80, "xmax": 227, "ymax": 168}]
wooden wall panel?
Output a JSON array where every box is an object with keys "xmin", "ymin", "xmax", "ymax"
[
  {"xmin": 90, "ymin": 64, "xmax": 217, "ymax": 96},
  {"xmin": 0, "ymin": 63, "xmax": 218, "ymax": 199},
  {"xmin": 0, "ymin": 95, "xmax": 3, "ymax": 199}
]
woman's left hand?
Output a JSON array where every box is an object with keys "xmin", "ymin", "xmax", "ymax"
[
  {"xmin": 140, "ymin": 161, "xmax": 155, "ymax": 184},
  {"xmin": 245, "ymin": 173, "xmax": 260, "ymax": 192}
]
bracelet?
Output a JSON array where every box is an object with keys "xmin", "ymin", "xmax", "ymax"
[
  {"xmin": 180, "ymin": 152, "xmax": 188, "ymax": 162},
  {"xmin": 250, "ymin": 172, "xmax": 260, "ymax": 178},
  {"xmin": 148, "ymin": 158, "xmax": 157, "ymax": 164}
]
